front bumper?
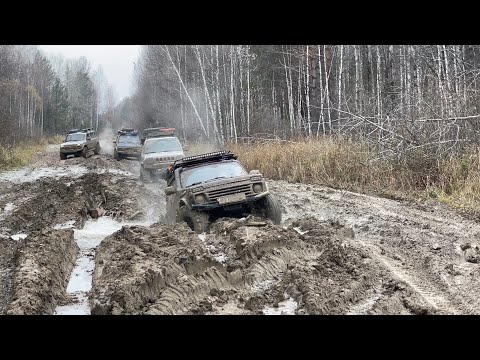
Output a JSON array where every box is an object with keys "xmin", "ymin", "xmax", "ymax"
[
  {"xmin": 142, "ymin": 161, "xmax": 173, "ymax": 170},
  {"xmin": 60, "ymin": 147, "xmax": 82, "ymax": 154},
  {"xmin": 191, "ymin": 192, "xmax": 268, "ymax": 210},
  {"xmin": 117, "ymin": 148, "xmax": 142, "ymax": 156}
]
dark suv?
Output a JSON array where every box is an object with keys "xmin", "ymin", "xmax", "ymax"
[
  {"xmin": 164, "ymin": 151, "xmax": 282, "ymax": 233},
  {"xmin": 114, "ymin": 128, "xmax": 142, "ymax": 160}
]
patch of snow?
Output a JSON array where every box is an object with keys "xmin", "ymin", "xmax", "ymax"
[
  {"xmin": 53, "ymin": 220, "xmax": 76, "ymax": 230},
  {"xmin": 0, "ymin": 165, "xmax": 88, "ymax": 184},
  {"xmin": 251, "ymin": 279, "xmax": 276, "ymax": 293},
  {"xmin": 293, "ymin": 227, "xmax": 309, "ymax": 235},
  {"xmin": 263, "ymin": 297, "xmax": 298, "ymax": 315},
  {"xmin": 4, "ymin": 203, "xmax": 15, "ymax": 212},
  {"xmin": 214, "ymin": 254, "xmax": 228, "ymax": 264},
  {"xmin": 198, "ymin": 233, "xmax": 206, "ymax": 241},
  {"xmin": 10, "ymin": 233, "xmax": 28, "ymax": 241}
]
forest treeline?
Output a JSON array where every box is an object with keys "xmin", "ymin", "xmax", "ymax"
[
  {"xmin": 114, "ymin": 45, "xmax": 480, "ymax": 160},
  {"xmin": 0, "ymin": 45, "xmax": 114, "ymax": 145},
  {"xmin": 4, "ymin": 44, "xmax": 480, "ymax": 161}
]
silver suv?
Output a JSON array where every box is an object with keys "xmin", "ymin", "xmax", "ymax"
[
  {"xmin": 140, "ymin": 136, "xmax": 185, "ymax": 182},
  {"xmin": 60, "ymin": 128, "xmax": 100, "ymax": 160}
]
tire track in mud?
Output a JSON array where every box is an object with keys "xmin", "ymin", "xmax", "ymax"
[{"xmin": 352, "ymin": 236, "xmax": 459, "ymax": 314}]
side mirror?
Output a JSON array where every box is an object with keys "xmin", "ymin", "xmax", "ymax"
[
  {"xmin": 164, "ymin": 186, "xmax": 176, "ymax": 196},
  {"xmin": 183, "ymin": 145, "xmax": 189, "ymax": 151}
]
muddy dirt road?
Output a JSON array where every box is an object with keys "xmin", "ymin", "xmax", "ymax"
[{"xmin": 1, "ymin": 144, "xmax": 480, "ymax": 314}]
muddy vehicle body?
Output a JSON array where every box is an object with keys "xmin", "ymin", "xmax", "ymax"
[
  {"xmin": 113, "ymin": 128, "xmax": 142, "ymax": 161},
  {"xmin": 59, "ymin": 128, "xmax": 100, "ymax": 160},
  {"xmin": 164, "ymin": 151, "xmax": 282, "ymax": 233},
  {"xmin": 139, "ymin": 136, "xmax": 185, "ymax": 182}
]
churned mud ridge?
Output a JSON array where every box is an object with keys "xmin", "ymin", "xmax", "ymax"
[
  {"xmin": 90, "ymin": 222, "xmax": 226, "ymax": 315},
  {"xmin": 270, "ymin": 180, "xmax": 480, "ymax": 314},
  {"xmin": 90, "ymin": 214, "xmax": 436, "ymax": 314},
  {"xmin": 5, "ymin": 228, "xmax": 78, "ymax": 315},
  {"xmin": 2, "ymin": 172, "xmax": 155, "ymax": 235}
]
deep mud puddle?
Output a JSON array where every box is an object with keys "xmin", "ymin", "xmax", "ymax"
[{"xmin": 54, "ymin": 217, "xmax": 153, "ymax": 315}]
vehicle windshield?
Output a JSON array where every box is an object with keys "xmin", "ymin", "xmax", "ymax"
[
  {"xmin": 65, "ymin": 133, "xmax": 85, "ymax": 142},
  {"xmin": 180, "ymin": 161, "xmax": 247, "ymax": 187},
  {"xmin": 144, "ymin": 138, "xmax": 182, "ymax": 154},
  {"xmin": 118, "ymin": 135, "xmax": 140, "ymax": 145}
]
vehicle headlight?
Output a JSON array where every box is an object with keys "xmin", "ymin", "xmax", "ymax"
[
  {"xmin": 253, "ymin": 183, "xmax": 263, "ymax": 193},
  {"xmin": 195, "ymin": 194, "xmax": 206, "ymax": 204}
]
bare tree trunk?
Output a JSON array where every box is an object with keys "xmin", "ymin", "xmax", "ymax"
[
  {"xmin": 337, "ymin": 45, "xmax": 344, "ymax": 120},
  {"xmin": 215, "ymin": 45, "xmax": 225, "ymax": 143},
  {"xmin": 317, "ymin": 45, "xmax": 325, "ymax": 136},
  {"xmin": 161, "ymin": 45, "xmax": 207, "ymax": 136},
  {"xmin": 324, "ymin": 45, "xmax": 332, "ymax": 133},
  {"xmin": 305, "ymin": 46, "xmax": 312, "ymax": 136},
  {"xmin": 246, "ymin": 45, "xmax": 251, "ymax": 135}
]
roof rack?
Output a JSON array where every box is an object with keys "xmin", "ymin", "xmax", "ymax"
[
  {"xmin": 118, "ymin": 128, "xmax": 138, "ymax": 135},
  {"xmin": 143, "ymin": 127, "xmax": 176, "ymax": 138},
  {"xmin": 67, "ymin": 128, "xmax": 80, "ymax": 134},
  {"xmin": 172, "ymin": 150, "xmax": 236, "ymax": 170}
]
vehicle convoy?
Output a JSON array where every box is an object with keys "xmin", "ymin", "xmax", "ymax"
[
  {"xmin": 113, "ymin": 128, "xmax": 142, "ymax": 160},
  {"xmin": 139, "ymin": 128, "xmax": 185, "ymax": 182},
  {"xmin": 59, "ymin": 128, "xmax": 100, "ymax": 160},
  {"xmin": 164, "ymin": 151, "xmax": 282, "ymax": 233}
]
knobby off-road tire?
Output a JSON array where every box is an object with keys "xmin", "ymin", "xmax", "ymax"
[
  {"xmin": 94, "ymin": 143, "xmax": 101, "ymax": 155},
  {"xmin": 260, "ymin": 194, "xmax": 282, "ymax": 225},
  {"xmin": 81, "ymin": 146, "xmax": 88, "ymax": 158},
  {"xmin": 60, "ymin": 152, "xmax": 67, "ymax": 160},
  {"xmin": 114, "ymin": 150, "xmax": 121, "ymax": 161},
  {"xmin": 176, "ymin": 206, "xmax": 210, "ymax": 233}
]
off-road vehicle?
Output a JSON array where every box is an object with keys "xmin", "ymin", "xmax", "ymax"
[
  {"xmin": 113, "ymin": 128, "xmax": 142, "ymax": 160},
  {"xmin": 141, "ymin": 127, "xmax": 175, "ymax": 144},
  {"xmin": 139, "ymin": 128, "xmax": 185, "ymax": 182},
  {"xmin": 164, "ymin": 151, "xmax": 282, "ymax": 233},
  {"xmin": 59, "ymin": 128, "xmax": 100, "ymax": 160}
]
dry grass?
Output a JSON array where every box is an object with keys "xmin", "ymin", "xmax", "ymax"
[
  {"xmin": 0, "ymin": 136, "xmax": 61, "ymax": 171},
  {"xmin": 227, "ymin": 137, "xmax": 480, "ymax": 217}
]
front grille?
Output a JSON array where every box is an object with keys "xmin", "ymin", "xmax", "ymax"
[
  {"xmin": 206, "ymin": 184, "xmax": 253, "ymax": 201},
  {"xmin": 157, "ymin": 156, "xmax": 174, "ymax": 162}
]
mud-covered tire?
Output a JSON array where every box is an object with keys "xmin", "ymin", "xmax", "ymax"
[
  {"xmin": 259, "ymin": 194, "xmax": 282, "ymax": 225},
  {"xmin": 94, "ymin": 143, "xmax": 100, "ymax": 155},
  {"xmin": 60, "ymin": 152, "xmax": 67, "ymax": 160},
  {"xmin": 140, "ymin": 167, "xmax": 152, "ymax": 183},
  {"xmin": 81, "ymin": 146, "xmax": 88, "ymax": 158},
  {"xmin": 176, "ymin": 206, "xmax": 210, "ymax": 233},
  {"xmin": 114, "ymin": 150, "xmax": 121, "ymax": 161}
]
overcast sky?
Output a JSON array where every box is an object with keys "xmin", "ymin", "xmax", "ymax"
[{"xmin": 39, "ymin": 45, "xmax": 141, "ymax": 103}]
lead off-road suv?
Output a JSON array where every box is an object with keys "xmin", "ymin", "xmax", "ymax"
[
  {"xmin": 59, "ymin": 128, "xmax": 100, "ymax": 160},
  {"xmin": 164, "ymin": 151, "xmax": 282, "ymax": 233}
]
